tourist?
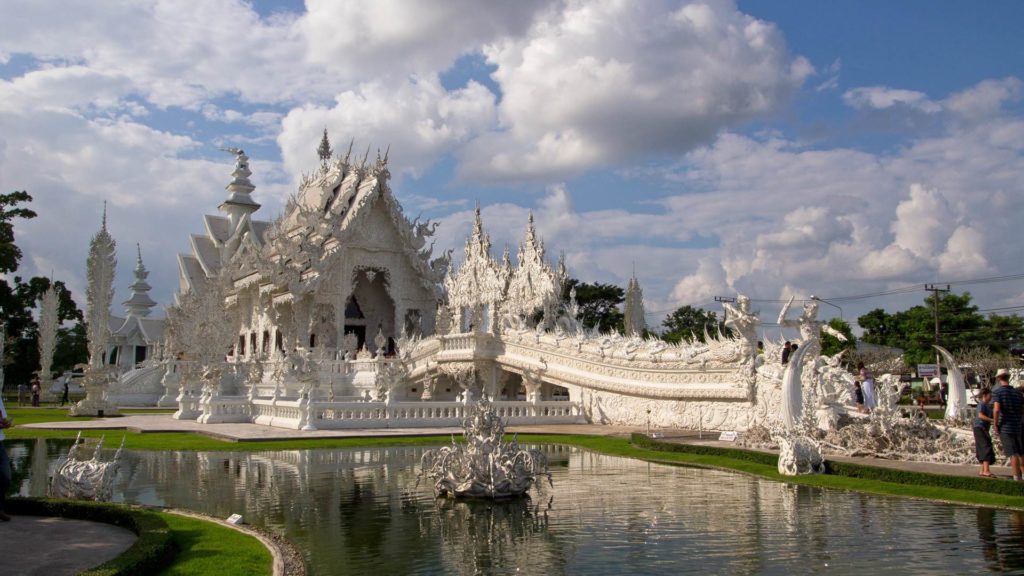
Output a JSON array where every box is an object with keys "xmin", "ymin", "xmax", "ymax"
[
  {"xmin": 0, "ymin": 384, "xmax": 11, "ymax": 521},
  {"xmin": 30, "ymin": 377, "xmax": 41, "ymax": 407},
  {"xmin": 859, "ymin": 363, "xmax": 877, "ymax": 413},
  {"xmin": 992, "ymin": 373, "xmax": 1024, "ymax": 481},
  {"xmin": 16, "ymin": 382, "xmax": 27, "ymax": 407},
  {"xmin": 60, "ymin": 374, "xmax": 70, "ymax": 407},
  {"xmin": 781, "ymin": 341, "xmax": 792, "ymax": 365},
  {"xmin": 974, "ymin": 388, "xmax": 996, "ymax": 478},
  {"xmin": 853, "ymin": 381, "xmax": 865, "ymax": 413}
]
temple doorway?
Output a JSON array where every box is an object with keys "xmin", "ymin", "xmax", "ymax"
[{"xmin": 346, "ymin": 268, "xmax": 395, "ymax": 353}]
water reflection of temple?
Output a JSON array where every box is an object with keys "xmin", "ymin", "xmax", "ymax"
[{"xmin": 14, "ymin": 441, "xmax": 1024, "ymax": 575}]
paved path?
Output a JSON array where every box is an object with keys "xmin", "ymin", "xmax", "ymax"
[{"xmin": 0, "ymin": 515, "xmax": 136, "ymax": 576}]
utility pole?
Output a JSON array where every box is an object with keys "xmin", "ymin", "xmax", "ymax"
[
  {"xmin": 925, "ymin": 284, "xmax": 951, "ymax": 372},
  {"xmin": 713, "ymin": 296, "xmax": 736, "ymax": 322}
]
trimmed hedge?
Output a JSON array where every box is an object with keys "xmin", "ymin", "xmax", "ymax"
[
  {"xmin": 631, "ymin": 434, "xmax": 1024, "ymax": 498},
  {"xmin": 7, "ymin": 498, "xmax": 177, "ymax": 576}
]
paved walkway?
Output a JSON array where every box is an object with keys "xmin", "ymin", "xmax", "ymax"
[{"xmin": 0, "ymin": 515, "xmax": 136, "ymax": 575}]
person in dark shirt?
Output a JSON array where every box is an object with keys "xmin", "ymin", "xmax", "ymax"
[
  {"xmin": 781, "ymin": 341, "xmax": 792, "ymax": 365},
  {"xmin": 973, "ymin": 388, "xmax": 996, "ymax": 477},
  {"xmin": 992, "ymin": 373, "xmax": 1024, "ymax": 481},
  {"xmin": 853, "ymin": 381, "xmax": 865, "ymax": 413}
]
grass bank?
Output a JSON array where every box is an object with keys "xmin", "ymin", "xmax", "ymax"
[
  {"xmin": 159, "ymin": 513, "xmax": 272, "ymax": 576},
  {"xmin": 7, "ymin": 498, "xmax": 272, "ymax": 575}
]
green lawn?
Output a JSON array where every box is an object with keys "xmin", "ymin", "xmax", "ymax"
[
  {"xmin": 4, "ymin": 406, "xmax": 95, "ymax": 425},
  {"xmin": 158, "ymin": 513, "xmax": 272, "ymax": 576}
]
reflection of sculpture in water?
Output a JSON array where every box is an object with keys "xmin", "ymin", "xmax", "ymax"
[
  {"xmin": 431, "ymin": 497, "xmax": 554, "ymax": 574},
  {"xmin": 419, "ymin": 399, "xmax": 551, "ymax": 499}
]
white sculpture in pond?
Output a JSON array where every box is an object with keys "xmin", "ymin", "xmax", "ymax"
[
  {"xmin": 418, "ymin": 399, "xmax": 552, "ymax": 499},
  {"xmin": 50, "ymin": 432, "xmax": 125, "ymax": 501}
]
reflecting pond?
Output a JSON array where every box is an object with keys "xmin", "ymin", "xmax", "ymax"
[{"xmin": 8, "ymin": 439, "xmax": 1024, "ymax": 575}]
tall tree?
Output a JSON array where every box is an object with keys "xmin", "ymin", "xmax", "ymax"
[
  {"xmin": 0, "ymin": 191, "xmax": 87, "ymax": 387},
  {"xmin": 821, "ymin": 318, "xmax": 856, "ymax": 357},
  {"xmin": 562, "ymin": 279, "xmax": 625, "ymax": 333},
  {"xmin": 661, "ymin": 305, "xmax": 729, "ymax": 343}
]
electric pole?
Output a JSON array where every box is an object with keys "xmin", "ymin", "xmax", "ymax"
[
  {"xmin": 713, "ymin": 296, "xmax": 736, "ymax": 321},
  {"xmin": 925, "ymin": 284, "xmax": 951, "ymax": 371}
]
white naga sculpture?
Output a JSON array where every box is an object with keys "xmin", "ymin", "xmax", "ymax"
[
  {"xmin": 934, "ymin": 345, "xmax": 969, "ymax": 422},
  {"xmin": 774, "ymin": 344, "xmax": 825, "ymax": 476},
  {"xmin": 418, "ymin": 399, "xmax": 552, "ymax": 499},
  {"xmin": 50, "ymin": 432, "xmax": 125, "ymax": 501}
]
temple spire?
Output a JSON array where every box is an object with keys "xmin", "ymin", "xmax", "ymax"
[
  {"xmin": 623, "ymin": 268, "xmax": 646, "ymax": 336},
  {"xmin": 123, "ymin": 243, "xmax": 157, "ymax": 318},
  {"xmin": 317, "ymin": 128, "xmax": 333, "ymax": 166},
  {"xmin": 218, "ymin": 147, "xmax": 260, "ymax": 230}
]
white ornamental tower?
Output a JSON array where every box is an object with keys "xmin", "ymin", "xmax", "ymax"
[
  {"xmin": 123, "ymin": 244, "xmax": 157, "ymax": 318},
  {"xmin": 218, "ymin": 148, "xmax": 260, "ymax": 230},
  {"xmin": 623, "ymin": 269, "xmax": 646, "ymax": 336}
]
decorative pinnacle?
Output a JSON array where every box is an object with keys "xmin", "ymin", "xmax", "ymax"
[
  {"xmin": 101, "ymin": 201, "xmax": 108, "ymax": 230},
  {"xmin": 317, "ymin": 128, "xmax": 333, "ymax": 165}
]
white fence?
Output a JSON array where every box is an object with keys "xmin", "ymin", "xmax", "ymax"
[{"xmin": 190, "ymin": 395, "xmax": 583, "ymax": 430}]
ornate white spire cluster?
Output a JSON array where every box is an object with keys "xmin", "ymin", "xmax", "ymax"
[
  {"xmin": 623, "ymin": 269, "xmax": 646, "ymax": 336},
  {"xmin": 504, "ymin": 211, "xmax": 562, "ymax": 320},
  {"xmin": 444, "ymin": 207, "xmax": 565, "ymax": 333},
  {"xmin": 86, "ymin": 205, "xmax": 117, "ymax": 368},
  {"xmin": 123, "ymin": 244, "xmax": 157, "ymax": 318},
  {"xmin": 445, "ymin": 205, "xmax": 505, "ymax": 315},
  {"xmin": 37, "ymin": 284, "xmax": 59, "ymax": 383}
]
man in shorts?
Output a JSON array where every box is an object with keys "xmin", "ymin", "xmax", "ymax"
[{"xmin": 992, "ymin": 372, "xmax": 1024, "ymax": 481}]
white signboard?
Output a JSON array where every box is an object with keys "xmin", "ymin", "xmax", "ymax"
[
  {"xmin": 918, "ymin": 364, "xmax": 939, "ymax": 378},
  {"xmin": 718, "ymin": 431, "xmax": 737, "ymax": 442}
]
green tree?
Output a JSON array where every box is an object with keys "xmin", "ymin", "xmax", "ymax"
[
  {"xmin": 857, "ymin": 292, "xmax": 1008, "ymax": 366},
  {"xmin": 563, "ymin": 279, "xmax": 625, "ymax": 333},
  {"xmin": 661, "ymin": 305, "xmax": 729, "ymax": 343},
  {"xmin": 0, "ymin": 191, "xmax": 87, "ymax": 387},
  {"xmin": 0, "ymin": 190, "xmax": 37, "ymax": 274},
  {"xmin": 821, "ymin": 318, "xmax": 856, "ymax": 357}
]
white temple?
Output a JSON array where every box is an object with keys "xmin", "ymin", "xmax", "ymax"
[{"xmin": 102, "ymin": 132, "xmax": 866, "ymax": 437}]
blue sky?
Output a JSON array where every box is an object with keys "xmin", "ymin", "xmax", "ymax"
[{"xmin": 1, "ymin": 0, "xmax": 1022, "ymax": 332}]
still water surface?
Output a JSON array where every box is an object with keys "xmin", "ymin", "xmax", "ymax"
[{"xmin": 9, "ymin": 439, "xmax": 1024, "ymax": 575}]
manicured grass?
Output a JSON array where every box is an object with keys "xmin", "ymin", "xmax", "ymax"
[
  {"xmin": 4, "ymin": 406, "xmax": 95, "ymax": 425},
  {"xmin": 158, "ymin": 513, "xmax": 272, "ymax": 576}
]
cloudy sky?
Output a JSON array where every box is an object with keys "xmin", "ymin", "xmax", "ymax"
[{"xmin": 1, "ymin": 0, "xmax": 1022, "ymax": 333}]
